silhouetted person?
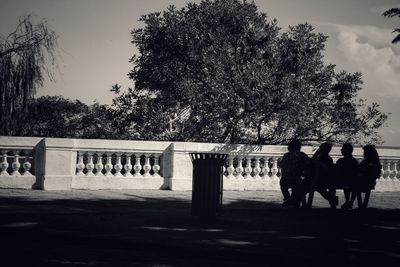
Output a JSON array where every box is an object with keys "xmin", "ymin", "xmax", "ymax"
[
  {"xmin": 280, "ymin": 140, "xmax": 311, "ymax": 206},
  {"xmin": 335, "ymin": 143, "xmax": 359, "ymax": 209},
  {"xmin": 309, "ymin": 142, "xmax": 337, "ymax": 206},
  {"xmin": 349, "ymin": 145, "xmax": 382, "ymax": 209}
]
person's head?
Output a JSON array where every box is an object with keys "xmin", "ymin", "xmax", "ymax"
[
  {"xmin": 287, "ymin": 139, "xmax": 302, "ymax": 152},
  {"xmin": 363, "ymin": 145, "xmax": 380, "ymax": 162},
  {"xmin": 318, "ymin": 142, "xmax": 332, "ymax": 155},
  {"xmin": 341, "ymin": 143, "xmax": 353, "ymax": 157}
]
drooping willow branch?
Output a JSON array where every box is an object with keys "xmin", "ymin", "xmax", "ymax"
[{"xmin": 0, "ymin": 14, "xmax": 58, "ymax": 135}]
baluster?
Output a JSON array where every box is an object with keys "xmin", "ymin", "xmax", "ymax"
[
  {"xmin": 0, "ymin": 150, "xmax": 9, "ymax": 176},
  {"xmin": 11, "ymin": 151, "xmax": 21, "ymax": 176},
  {"xmin": 124, "ymin": 153, "xmax": 133, "ymax": 177},
  {"xmin": 143, "ymin": 154, "xmax": 152, "ymax": 178},
  {"xmin": 387, "ymin": 160, "xmax": 393, "ymax": 179},
  {"xmin": 104, "ymin": 153, "xmax": 113, "ymax": 177},
  {"xmin": 271, "ymin": 157, "xmax": 279, "ymax": 181},
  {"xmin": 396, "ymin": 160, "xmax": 400, "ymax": 180},
  {"xmin": 226, "ymin": 156, "xmax": 235, "ymax": 179},
  {"xmin": 95, "ymin": 153, "xmax": 104, "ymax": 176},
  {"xmin": 390, "ymin": 160, "xmax": 398, "ymax": 179},
  {"xmin": 114, "ymin": 153, "xmax": 123, "ymax": 177},
  {"xmin": 277, "ymin": 158, "xmax": 282, "ymax": 179},
  {"xmin": 379, "ymin": 161, "xmax": 384, "ymax": 180},
  {"xmin": 76, "ymin": 152, "xmax": 85, "ymax": 176},
  {"xmin": 276, "ymin": 158, "xmax": 282, "ymax": 180},
  {"xmin": 86, "ymin": 152, "xmax": 95, "ymax": 176},
  {"xmin": 262, "ymin": 157, "xmax": 270, "ymax": 178},
  {"xmin": 387, "ymin": 160, "xmax": 392, "ymax": 179},
  {"xmin": 133, "ymin": 154, "xmax": 142, "ymax": 178},
  {"xmin": 253, "ymin": 157, "xmax": 261, "ymax": 179},
  {"xmin": 21, "ymin": 150, "xmax": 32, "ymax": 176},
  {"xmin": 244, "ymin": 157, "xmax": 252, "ymax": 179},
  {"xmin": 382, "ymin": 160, "xmax": 390, "ymax": 179},
  {"xmin": 152, "ymin": 154, "xmax": 161, "ymax": 178},
  {"xmin": 235, "ymin": 157, "xmax": 244, "ymax": 179}
]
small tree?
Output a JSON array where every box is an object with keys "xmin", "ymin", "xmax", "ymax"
[
  {"xmin": 0, "ymin": 15, "xmax": 58, "ymax": 135},
  {"xmin": 382, "ymin": 8, "xmax": 400, "ymax": 43},
  {"xmin": 115, "ymin": 0, "xmax": 387, "ymax": 144}
]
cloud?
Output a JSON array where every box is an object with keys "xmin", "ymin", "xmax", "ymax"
[
  {"xmin": 324, "ymin": 23, "xmax": 400, "ymax": 145},
  {"xmin": 333, "ymin": 24, "xmax": 400, "ymax": 97}
]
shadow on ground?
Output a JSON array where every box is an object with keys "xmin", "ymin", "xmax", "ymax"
[{"xmin": 0, "ymin": 193, "xmax": 399, "ymax": 266}]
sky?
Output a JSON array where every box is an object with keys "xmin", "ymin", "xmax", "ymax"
[{"xmin": 1, "ymin": 0, "xmax": 399, "ymax": 146}]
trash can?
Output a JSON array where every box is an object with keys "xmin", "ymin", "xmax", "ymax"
[{"xmin": 190, "ymin": 153, "xmax": 228, "ymax": 221}]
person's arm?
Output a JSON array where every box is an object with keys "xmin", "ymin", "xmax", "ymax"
[
  {"xmin": 280, "ymin": 154, "xmax": 289, "ymax": 170},
  {"xmin": 372, "ymin": 162, "xmax": 382, "ymax": 179}
]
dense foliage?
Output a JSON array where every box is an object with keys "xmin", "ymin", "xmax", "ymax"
[
  {"xmin": 21, "ymin": 96, "xmax": 114, "ymax": 139},
  {"xmin": 113, "ymin": 0, "xmax": 387, "ymax": 144}
]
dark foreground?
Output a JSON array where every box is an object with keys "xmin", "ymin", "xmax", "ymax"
[{"xmin": 0, "ymin": 189, "xmax": 399, "ymax": 266}]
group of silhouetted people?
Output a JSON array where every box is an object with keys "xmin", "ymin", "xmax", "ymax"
[{"xmin": 280, "ymin": 140, "xmax": 382, "ymax": 209}]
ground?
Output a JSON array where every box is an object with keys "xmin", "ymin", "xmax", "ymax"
[{"xmin": 0, "ymin": 189, "xmax": 399, "ymax": 266}]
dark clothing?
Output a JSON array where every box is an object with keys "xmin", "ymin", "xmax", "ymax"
[
  {"xmin": 311, "ymin": 154, "xmax": 334, "ymax": 187},
  {"xmin": 355, "ymin": 160, "xmax": 382, "ymax": 192},
  {"xmin": 283, "ymin": 149, "xmax": 338, "ymax": 207},
  {"xmin": 296, "ymin": 153, "xmax": 335, "ymax": 203},
  {"xmin": 334, "ymin": 156, "xmax": 359, "ymax": 187},
  {"xmin": 280, "ymin": 151, "xmax": 311, "ymax": 182},
  {"xmin": 280, "ymin": 179, "xmax": 300, "ymax": 201},
  {"xmin": 280, "ymin": 151, "xmax": 311, "ymax": 200}
]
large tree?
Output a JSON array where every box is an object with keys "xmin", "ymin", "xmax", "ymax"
[
  {"xmin": 116, "ymin": 0, "xmax": 387, "ymax": 144},
  {"xmin": 0, "ymin": 15, "xmax": 58, "ymax": 135},
  {"xmin": 383, "ymin": 8, "xmax": 400, "ymax": 43}
]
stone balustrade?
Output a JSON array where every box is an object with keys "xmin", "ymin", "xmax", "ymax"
[
  {"xmin": 0, "ymin": 137, "xmax": 42, "ymax": 189},
  {"xmin": 0, "ymin": 150, "xmax": 34, "ymax": 176},
  {"xmin": 73, "ymin": 146, "xmax": 166, "ymax": 190},
  {"xmin": 0, "ymin": 136, "xmax": 399, "ymax": 191},
  {"xmin": 75, "ymin": 152, "xmax": 162, "ymax": 178},
  {"xmin": 219, "ymin": 146, "xmax": 400, "ymax": 191}
]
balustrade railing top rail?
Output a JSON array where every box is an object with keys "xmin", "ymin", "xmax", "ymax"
[
  {"xmin": 71, "ymin": 138, "xmax": 172, "ymax": 153},
  {"xmin": 0, "ymin": 136, "xmax": 42, "ymax": 150},
  {"xmin": 170, "ymin": 141, "xmax": 400, "ymax": 159}
]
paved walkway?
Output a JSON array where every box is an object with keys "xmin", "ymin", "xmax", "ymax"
[{"xmin": 0, "ymin": 189, "xmax": 399, "ymax": 266}]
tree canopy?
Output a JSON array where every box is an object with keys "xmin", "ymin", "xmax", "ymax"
[
  {"xmin": 0, "ymin": 15, "xmax": 58, "ymax": 135},
  {"xmin": 21, "ymin": 96, "xmax": 114, "ymax": 139},
  {"xmin": 115, "ymin": 0, "xmax": 387, "ymax": 145},
  {"xmin": 113, "ymin": 0, "xmax": 387, "ymax": 144}
]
